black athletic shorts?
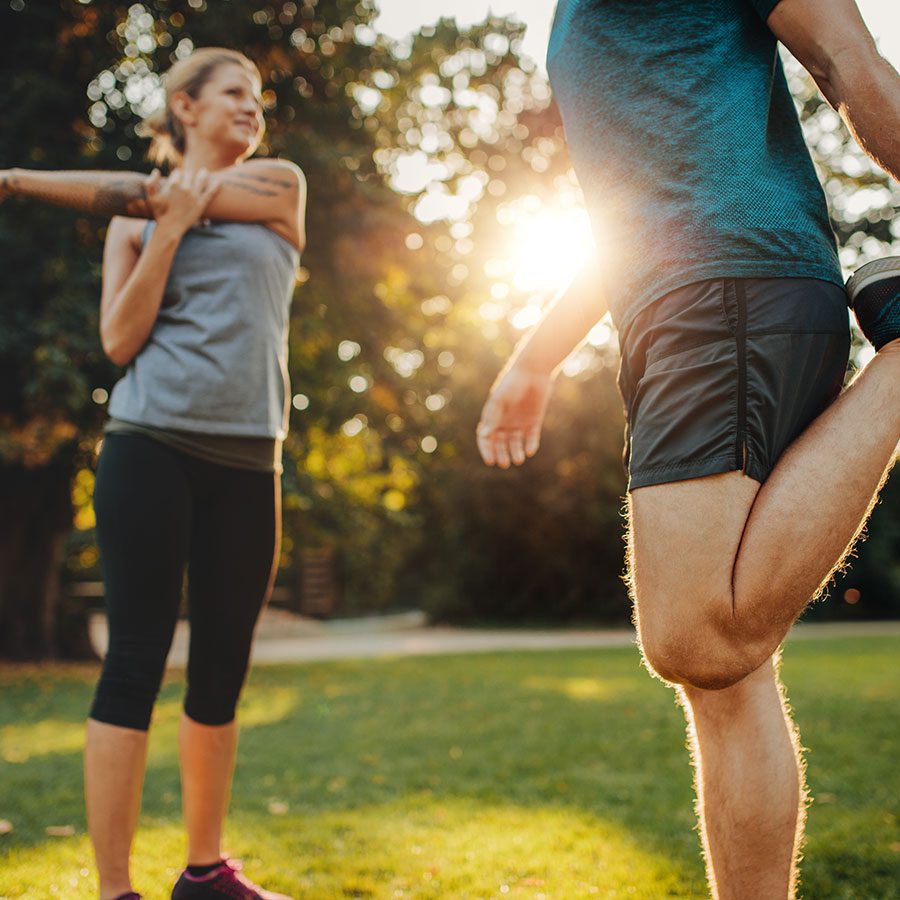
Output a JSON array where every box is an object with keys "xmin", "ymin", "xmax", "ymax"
[{"xmin": 617, "ymin": 277, "xmax": 851, "ymax": 490}]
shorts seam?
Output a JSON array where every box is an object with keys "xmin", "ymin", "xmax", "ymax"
[
  {"xmin": 720, "ymin": 278, "xmax": 736, "ymax": 336},
  {"xmin": 629, "ymin": 454, "xmax": 768, "ymax": 489},
  {"xmin": 733, "ymin": 279, "xmax": 749, "ymax": 472},
  {"xmin": 632, "ymin": 453, "xmax": 737, "ymax": 476}
]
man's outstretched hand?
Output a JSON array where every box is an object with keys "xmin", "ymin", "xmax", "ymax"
[{"xmin": 476, "ymin": 365, "xmax": 555, "ymax": 468}]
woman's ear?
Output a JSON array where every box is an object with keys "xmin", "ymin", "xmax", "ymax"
[{"xmin": 168, "ymin": 91, "xmax": 195, "ymax": 129}]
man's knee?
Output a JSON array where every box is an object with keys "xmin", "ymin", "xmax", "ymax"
[{"xmin": 639, "ymin": 599, "xmax": 768, "ymax": 691}]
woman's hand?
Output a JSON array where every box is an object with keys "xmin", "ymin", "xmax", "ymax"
[
  {"xmin": 476, "ymin": 364, "xmax": 556, "ymax": 468},
  {"xmin": 145, "ymin": 167, "xmax": 220, "ymax": 236}
]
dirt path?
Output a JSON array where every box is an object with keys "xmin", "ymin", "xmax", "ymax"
[{"xmin": 88, "ymin": 611, "xmax": 900, "ymax": 667}]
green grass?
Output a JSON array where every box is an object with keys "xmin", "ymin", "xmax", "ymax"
[{"xmin": 1, "ymin": 637, "xmax": 898, "ymax": 899}]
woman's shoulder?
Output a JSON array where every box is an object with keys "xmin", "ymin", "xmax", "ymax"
[
  {"xmin": 242, "ymin": 157, "xmax": 306, "ymax": 183},
  {"xmin": 236, "ymin": 158, "xmax": 306, "ymax": 253}
]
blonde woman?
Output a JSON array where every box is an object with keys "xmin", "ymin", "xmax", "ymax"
[{"xmin": 2, "ymin": 48, "xmax": 304, "ymax": 899}]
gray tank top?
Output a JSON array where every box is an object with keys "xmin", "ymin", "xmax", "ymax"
[{"xmin": 108, "ymin": 220, "xmax": 299, "ymax": 438}]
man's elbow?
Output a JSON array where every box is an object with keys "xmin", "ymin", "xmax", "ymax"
[
  {"xmin": 816, "ymin": 42, "xmax": 862, "ymax": 104},
  {"xmin": 830, "ymin": 43, "xmax": 896, "ymax": 110}
]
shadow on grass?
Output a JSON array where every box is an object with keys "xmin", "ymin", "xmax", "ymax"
[{"xmin": 1, "ymin": 639, "xmax": 898, "ymax": 897}]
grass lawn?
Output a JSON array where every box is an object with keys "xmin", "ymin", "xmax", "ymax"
[{"xmin": 0, "ymin": 636, "xmax": 898, "ymax": 899}]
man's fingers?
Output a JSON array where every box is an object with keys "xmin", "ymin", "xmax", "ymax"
[
  {"xmin": 476, "ymin": 398, "xmax": 503, "ymax": 466},
  {"xmin": 508, "ymin": 432, "xmax": 526, "ymax": 466},
  {"xmin": 525, "ymin": 426, "xmax": 542, "ymax": 458},
  {"xmin": 478, "ymin": 421, "xmax": 536, "ymax": 468},
  {"xmin": 494, "ymin": 435, "xmax": 511, "ymax": 469},
  {"xmin": 476, "ymin": 425, "xmax": 496, "ymax": 466},
  {"xmin": 477, "ymin": 389, "xmax": 540, "ymax": 468}
]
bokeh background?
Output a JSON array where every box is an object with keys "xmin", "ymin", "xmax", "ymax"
[{"xmin": 1, "ymin": 0, "xmax": 898, "ymax": 660}]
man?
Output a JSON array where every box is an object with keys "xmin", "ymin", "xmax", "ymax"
[{"xmin": 477, "ymin": 1, "xmax": 899, "ymax": 897}]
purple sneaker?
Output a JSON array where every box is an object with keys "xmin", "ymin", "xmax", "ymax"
[
  {"xmin": 113, "ymin": 894, "xmax": 142, "ymax": 900},
  {"xmin": 170, "ymin": 858, "xmax": 294, "ymax": 900}
]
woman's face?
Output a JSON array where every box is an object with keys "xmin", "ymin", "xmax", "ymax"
[{"xmin": 186, "ymin": 62, "xmax": 265, "ymax": 158}]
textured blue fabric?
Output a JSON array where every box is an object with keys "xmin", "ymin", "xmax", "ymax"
[
  {"xmin": 749, "ymin": 0, "xmax": 783, "ymax": 21},
  {"xmin": 547, "ymin": 0, "xmax": 842, "ymax": 330}
]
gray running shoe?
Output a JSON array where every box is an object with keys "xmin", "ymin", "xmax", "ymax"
[{"xmin": 846, "ymin": 257, "xmax": 900, "ymax": 350}]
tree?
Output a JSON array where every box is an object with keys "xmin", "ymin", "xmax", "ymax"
[
  {"xmin": 1, "ymin": 5, "xmax": 897, "ymax": 659},
  {"xmin": 351, "ymin": 17, "xmax": 633, "ymax": 621},
  {"xmin": 0, "ymin": 1, "xmax": 125, "ymax": 658},
  {"xmin": 0, "ymin": 0, "xmax": 419, "ymax": 656}
]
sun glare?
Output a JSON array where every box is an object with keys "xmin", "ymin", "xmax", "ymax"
[
  {"xmin": 477, "ymin": 202, "xmax": 598, "ymax": 334},
  {"xmin": 508, "ymin": 206, "xmax": 595, "ymax": 296}
]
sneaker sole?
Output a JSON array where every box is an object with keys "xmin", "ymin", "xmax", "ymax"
[{"xmin": 846, "ymin": 257, "xmax": 900, "ymax": 303}]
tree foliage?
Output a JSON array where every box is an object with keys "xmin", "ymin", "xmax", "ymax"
[{"xmin": 0, "ymin": 2, "xmax": 897, "ymax": 658}]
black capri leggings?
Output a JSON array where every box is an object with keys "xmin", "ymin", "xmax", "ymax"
[{"xmin": 90, "ymin": 432, "xmax": 279, "ymax": 731}]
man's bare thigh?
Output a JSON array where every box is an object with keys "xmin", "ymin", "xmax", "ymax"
[{"xmin": 628, "ymin": 471, "xmax": 761, "ymax": 649}]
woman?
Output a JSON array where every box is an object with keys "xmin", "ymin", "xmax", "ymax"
[{"xmin": 2, "ymin": 48, "xmax": 304, "ymax": 900}]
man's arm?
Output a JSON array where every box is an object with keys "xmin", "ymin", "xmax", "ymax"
[
  {"xmin": 476, "ymin": 254, "xmax": 608, "ymax": 468},
  {"xmin": 504, "ymin": 253, "xmax": 608, "ymax": 377},
  {"xmin": 765, "ymin": 0, "xmax": 900, "ymax": 180}
]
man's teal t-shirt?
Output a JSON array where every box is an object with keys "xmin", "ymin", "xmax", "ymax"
[{"xmin": 547, "ymin": 0, "xmax": 843, "ymax": 330}]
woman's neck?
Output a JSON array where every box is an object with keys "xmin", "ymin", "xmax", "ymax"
[{"xmin": 179, "ymin": 143, "xmax": 245, "ymax": 175}]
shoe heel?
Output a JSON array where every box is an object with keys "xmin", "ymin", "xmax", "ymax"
[{"xmin": 846, "ymin": 256, "xmax": 900, "ymax": 303}]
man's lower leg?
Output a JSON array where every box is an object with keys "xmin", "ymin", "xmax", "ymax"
[{"xmin": 681, "ymin": 657, "xmax": 804, "ymax": 900}]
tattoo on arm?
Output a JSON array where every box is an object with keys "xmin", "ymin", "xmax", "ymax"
[
  {"xmin": 93, "ymin": 179, "xmax": 150, "ymax": 216},
  {"xmin": 9, "ymin": 170, "xmax": 150, "ymax": 218},
  {"xmin": 227, "ymin": 172, "xmax": 297, "ymax": 197},
  {"xmin": 232, "ymin": 169, "xmax": 298, "ymax": 190},
  {"xmin": 223, "ymin": 176, "xmax": 280, "ymax": 198}
]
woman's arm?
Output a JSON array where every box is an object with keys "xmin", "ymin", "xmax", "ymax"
[
  {"xmin": 1, "ymin": 169, "xmax": 150, "ymax": 217},
  {"xmin": 1, "ymin": 158, "xmax": 306, "ymax": 250},
  {"xmin": 101, "ymin": 217, "xmax": 175, "ymax": 366},
  {"xmin": 208, "ymin": 159, "xmax": 307, "ymax": 251},
  {"xmin": 100, "ymin": 169, "xmax": 219, "ymax": 366}
]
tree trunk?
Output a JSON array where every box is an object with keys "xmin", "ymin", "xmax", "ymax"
[{"xmin": 0, "ymin": 454, "xmax": 95, "ymax": 660}]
